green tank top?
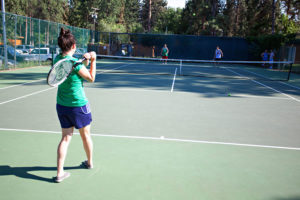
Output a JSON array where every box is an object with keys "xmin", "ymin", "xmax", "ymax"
[
  {"xmin": 162, "ymin": 48, "xmax": 168, "ymax": 56},
  {"xmin": 55, "ymin": 54, "xmax": 88, "ymax": 107}
]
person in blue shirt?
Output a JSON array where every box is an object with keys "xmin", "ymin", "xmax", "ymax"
[
  {"xmin": 261, "ymin": 50, "xmax": 269, "ymax": 67},
  {"xmin": 214, "ymin": 46, "xmax": 223, "ymax": 66},
  {"xmin": 269, "ymin": 50, "xmax": 275, "ymax": 69}
]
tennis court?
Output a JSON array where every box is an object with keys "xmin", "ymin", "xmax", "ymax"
[{"xmin": 1, "ymin": 59, "xmax": 300, "ymax": 200}]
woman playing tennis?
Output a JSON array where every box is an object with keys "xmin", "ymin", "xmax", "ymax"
[{"xmin": 54, "ymin": 28, "xmax": 96, "ymax": 183}]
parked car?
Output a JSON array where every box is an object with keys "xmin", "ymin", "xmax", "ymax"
[
  {"xmin": 0, "ymin": 45, "xmax": 26, "ymax": 61},
  {"xmin": 16, "ymin": 45, "xmax": 34, "ymax": 53},
  {"xmin": 26, "ymin": 48, "xmax": 59, "ymax": 61}
]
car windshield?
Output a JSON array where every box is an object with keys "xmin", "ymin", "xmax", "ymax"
[{"xmin": 31, "ymin": 49, "xmax": 48, "ymax": 54}]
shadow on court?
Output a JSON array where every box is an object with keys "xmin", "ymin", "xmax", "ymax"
[{"xmin": 0, "ymin": 165, "xmax": 82, "ymax": 183}]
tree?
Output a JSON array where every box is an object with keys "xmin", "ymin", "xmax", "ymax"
[
  {"xmin": 181, "ymin": 0, "xmax": 223, "ymax": 35},
  {"xmin": 155, "ymin": 7, "xmax": 183, "ymax": 34},
  {"xmin": 141, "ymin": 0, "xmax": 167, "ymax": 32},
  {"xmin": 124, "ymin": 0, "xmax": 142, "ymax": 33},
  {"xmin": 281, "ymin": 0, "xmax": 300, "ymax": 21}
]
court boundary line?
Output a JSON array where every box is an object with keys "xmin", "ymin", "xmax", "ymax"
[
  {"xmin": 0, "ymin": 128, "xmax": 299, "ymax": 151},
  {"xmin": 96, "ymin": 63, "xmax": 135, "ymax": 74},
  {"xmin": 0, "ymin": 79, "xmax": 45, "ymax": 90},
  {"xmin": 224, "ymin": 68, "xmax": 300, "ymax": 103},
  {"xmin": 0, "ymin": 63, "xmax": 133, "ymax": 106},
  {"xmin": 230, "ymin": 94, "xmax": 291, "ymax": 100},
  {"xmin": 171, "ymin": 68, "xmax": 177, "ymax": 92},
  {"xmin": 235, "ymin": 67, "xmax": 300, "ymax": 91},
  {"xmin": 90, "ymin": 87, "xmax": 294, "ymax": 101},
  {"xmin": 0, "ymin": 87, "xmax": 55, "ymax": 105},
  {"xmin": 0, "ymin": 63, "xmax": 129, "ymax": 91}
]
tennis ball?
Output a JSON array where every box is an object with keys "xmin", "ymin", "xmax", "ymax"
[{"xmin": 193, "ymin": 13, "xmax": 196, "ymax": 16}]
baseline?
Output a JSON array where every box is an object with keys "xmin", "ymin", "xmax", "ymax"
[{"xmin": 1, "ymin": 128, "xmax": 299, "ymax": 151}]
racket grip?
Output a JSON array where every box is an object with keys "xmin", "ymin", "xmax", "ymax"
[
  {"xmin": 74, "ymin": 57, "xmax": 87, "ymax": 67},
  {"xmin": 78, "ymin": 57, "xmax": 87, "ymax": 63}
]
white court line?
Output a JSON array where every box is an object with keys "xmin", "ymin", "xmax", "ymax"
[
  {"xmin": 171, "ymin": 68, "xmax": 177, "ymax": 92},
  {"xmin": 279, "ymin": 80, "xmax": 300, "ymax": 91},
  {"xmin": 0, "ymin": 127, "xmax": 299, "ymax": 151},
  {"xmin": 235, "ymin": 67, "xmax": 300, "ymax": 91},
  {"xmin": 225, "ymin": 68, "xmax": 300, "ymax": 103},
  {"xmin": 0, "ymin": 79, "xmax": 46, "ymax": 90},
  {"xmin": 0, "ymin": 87, "xmax": 55, "ymax": 105},
  {"xmin": 0, "ymin": 63, "xmax": 135, "ymax": 106},
  {"xmin": 231, "ymin": 94, "xmax": 291, "ymax": 100},
  {"xmin": 97, "ymin": 63, "xmax": 133, "ymax": 74}
]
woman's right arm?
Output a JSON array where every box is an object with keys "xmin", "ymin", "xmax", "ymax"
[{"xmin": 78, "ymin": 52, "xmax": 97, "ymax": 82}]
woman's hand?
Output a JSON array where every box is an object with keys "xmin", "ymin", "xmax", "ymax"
[
  {"xmin": 83, "ymin": 51, "xmax": 96, "ymax": 61},
  {"xmin": 78, "ymin": 51, "xmax": 97, "ymax": 82},
  {"xmin": 89, "ymin": 51, "xmax": 96, "ymax": 61}
]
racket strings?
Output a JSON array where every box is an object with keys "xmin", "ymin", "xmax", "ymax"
[{"xmin": 48, "ymin": 60, "xmax": 74, "ymax": 86}]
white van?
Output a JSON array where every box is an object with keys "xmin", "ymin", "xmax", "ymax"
[
  {"xmin": 26, "ymin": 48, "xmax": 59, "ymax": 61},
  {"xmin": 16, "ymin": 45, "xmax": 34, "ymax": 54}
]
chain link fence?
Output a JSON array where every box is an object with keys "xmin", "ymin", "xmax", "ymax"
[
  {"xmin": 0, "ymin": 12, "xmax": 90, "ymax": 70},
  {"xmin": 1, "ymin": 11, "xmax": 295, "ymax": 71}
]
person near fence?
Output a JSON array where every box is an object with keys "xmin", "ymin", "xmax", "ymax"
[
  {"xmin": 214, "ymin": 46, "xmax": 224, "ymax": 66},
  {"xmin": 127, "ymin": 42, "xmax": 133, "ymax": 57},
  {"xmin": 261, "ymin": 50, "xmax": 269, "ymax": 67},
  {"xmin": 161, "ymin": 44, "xmax": 169, "ymax": 64},
  {"xmin": 152, "ymin": 46, "xmax": 156, "ymax": 58},
  {"xmin": 269, "ymin": 50, "xmax": 275, "ymax": 69}
]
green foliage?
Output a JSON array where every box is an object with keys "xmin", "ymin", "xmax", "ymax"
[
  {"xmin": 181, "ymin": 0, "xmax": 222, "ymax": 35},
  {"xmin": 5, "ymin": 0, "xmax": 68, "ymax": 23},
  {"xmin": 278, "ymin": 15, "xmax": 300, "ymax": 34},
  {"xmin": 140, "ymin": 0, "xmax": 168, "ymax": 32},
  {"xmin": 246, "ymin": 34, "xmax": 297, "ymax": 58},
  {"xmin": 153, "ymin": 7, "xmax": 183, "ymax": 34},
  {"xmin": 3, "ymin": 0, "xmax": 300, "ymax": 38},
  {"xmin": 98, "ymin": 20, "xmax": 126, "ymax": 33}
]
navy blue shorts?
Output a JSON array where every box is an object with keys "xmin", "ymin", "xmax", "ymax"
[{"xmin": 56, "ymin": 103, "xmax": 92, "ymax": 129}]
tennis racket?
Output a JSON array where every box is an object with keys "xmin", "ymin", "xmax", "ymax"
[{"xmin": 47, "ymin": 57, "xmax": 86, "ymax": 87}]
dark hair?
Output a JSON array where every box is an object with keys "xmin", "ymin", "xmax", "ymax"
[{"xmin": 57, "ymin": 28, "xmax": 76, "ymax": 53}]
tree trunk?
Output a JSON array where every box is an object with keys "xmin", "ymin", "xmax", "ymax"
[
  {"xmin": 148, "ymin": 0, "xmax": 152, "ymax": 32},
  {"xmin": 272, "ymin": 0, "xmax": 275, "ymax": 34},
  {"xmin": 119, "ymin": 0, "xmax": 125, "ymax": 24}
]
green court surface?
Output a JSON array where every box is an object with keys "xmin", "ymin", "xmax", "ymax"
[{"xmin": 1, "ymin": 64, "xmax": 300, "ymax": 200}]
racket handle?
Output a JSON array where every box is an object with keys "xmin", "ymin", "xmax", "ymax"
[
  {"xmin": 77, "ymin": 57, "xmax": 87, "ymax": 63},
  {"xmin": 74, "ymin": 57, "xmax": 87, "ymax": 67}
]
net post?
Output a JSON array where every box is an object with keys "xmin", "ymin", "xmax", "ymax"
[{"xmin": 287, "ymin": 63, "xmax": 293, "ymax": 81}]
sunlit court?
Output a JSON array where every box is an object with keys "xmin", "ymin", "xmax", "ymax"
[{"xmin": 1, "ymin": 0, "xmax": 300, "ymax": 199}]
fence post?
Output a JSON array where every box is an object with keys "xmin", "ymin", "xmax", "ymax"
[
  {"xmin": 14, "ymin": 14, "xmax": 17, "ymax": 69},
  {"xmin": 108, "ymin": 32, "xmax": 111, "ymax": 55},
  {"xmin": 38, "ymin": 19, "xmax": 41, "ymax": 66},
  {"xmin": 1, "ymin": 4, "xmax": 8, "ymax": 70}
]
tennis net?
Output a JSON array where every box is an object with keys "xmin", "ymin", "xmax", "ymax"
[{"xmin": 96, "ymin": 55, "xmax": 294, "ymax": 81}]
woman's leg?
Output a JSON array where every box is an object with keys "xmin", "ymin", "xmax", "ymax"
[
  {"xmin": 57, "ymin": 127, "xmax": 74, "ymax": 177},
  {"xmin": 79, "ymin": 125, "xmax": 93, "ymax": 168}
]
